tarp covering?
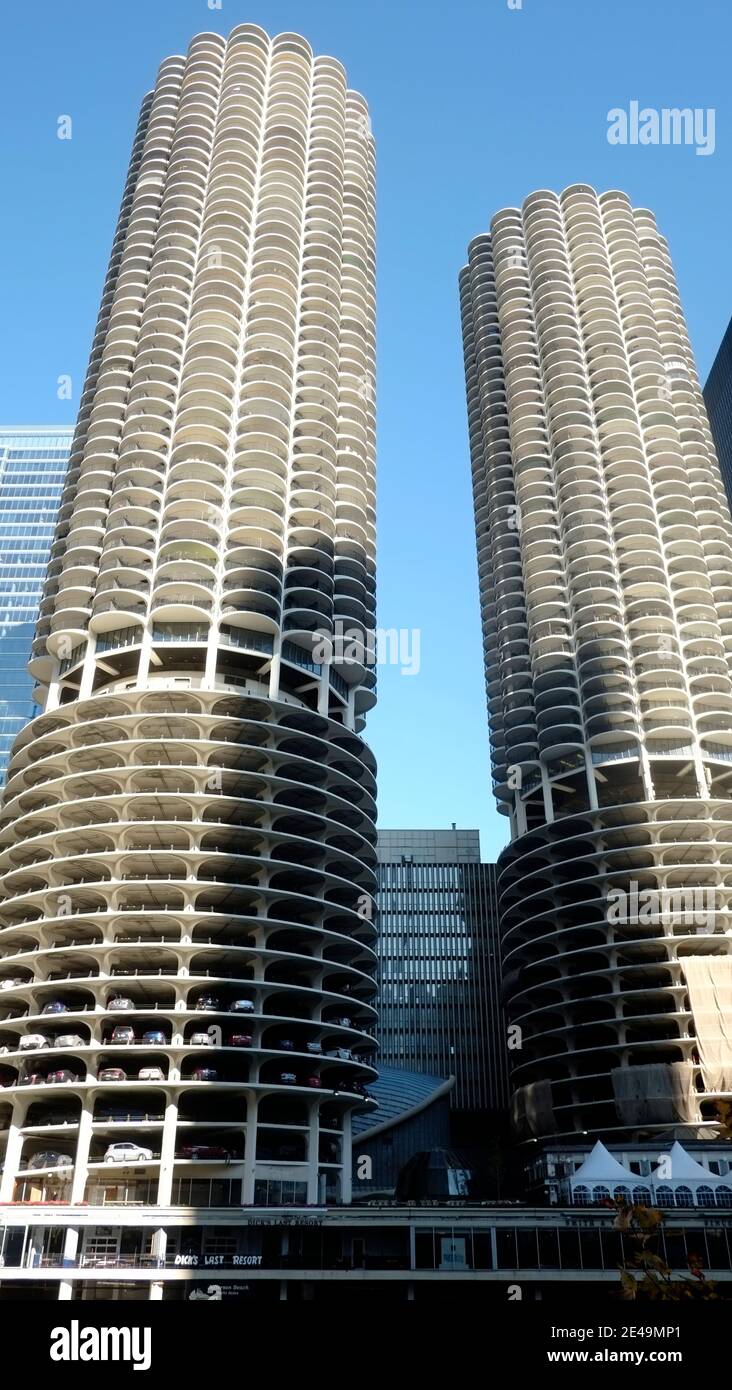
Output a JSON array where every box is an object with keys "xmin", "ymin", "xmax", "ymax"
[
  {"xmin": 511, "ymin": 1079, "xmax": 556, "ymax": 1138},
  {"xmin": 681, "ymin": 955, "xmax": 732, "ymax": 1092},
  {"xmin": 611, "ymin": 1061, "xmax": 699, "ymax": 1125}
]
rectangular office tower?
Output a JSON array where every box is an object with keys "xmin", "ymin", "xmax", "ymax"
[
  {"xmin": 0, "ymin": 25, "xmax": 377, "ymax": 1300},
  {"xmin": 377, "ymin": 829, "xmax": 508, "ymax": 1137},
  {"xmin": 0, "ymin": 428, "xmax": 71, "ymax": 782},
  {"xmin": 704, "ymin": 315, "xmax": 732, "ymax": 512},
  {"xmin": 460, "ymin": 185, "xmax": 732, "ymax": 1148}
]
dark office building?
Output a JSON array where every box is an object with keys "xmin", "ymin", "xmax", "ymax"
[
  {"xmin": 376, "ymin": 830, "xmax": 509, "ymax": 1142},
  {"xmin": 704, "ymin": 315, "xmax": 732, "ymax": 509}
]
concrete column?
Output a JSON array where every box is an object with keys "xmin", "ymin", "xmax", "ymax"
[
  {"xmin": 0, "ymin": 1099, "xmax": 27, "ymax": 1201},
  {"xmin": 137, "ymin": 627, "xmax": 153, "ymax": 686},
  {"xmin": 156, "ymin": 1095, "xmax": 179, "ymax": 1207},
  {"xmin": 149, "ymin": 1226, "xmax": 168, "ymax": 1299},
  {"xmin": 541, "ymin": 769, "xmax": 554, "ymax": 824},
  {"xmin": 69, "ymin": 1099, "xmax": 94, "ymax": 1204},
  {"xmin": 583, "ymin": 750, "xmax": 599, "ymax": 811},
  {"xmin": 78, "ymin": 639, "xmax": 98, "ymax": 700},
  {"xmin": 317, "ymin": 668, "xmax": 329, "ymax": 716},
  {"xmin": 268, "ymin": 649, "xmax": 281, "ymax": 701},
  {"xmin": 340, "ymin": 1109, "xmax": 352, "ymax": 1204},
  {"xmin": 61, "ymin": 1227, "xmax": 80, "ymax": 1275},
  {"xmin": 241, "ymin": 1094, "xmax": 258, "ymax": 1205},
  {"xmin": 45, "ymin": 670, "xmax": 62, "ymax": 712},
  {"xmin": 203, "ymin": 628, "xmax": 219, "ymax": 689},
  {"xmin": 307, "ymin": 1105, "xmax": 320, "ymax": 1204}
]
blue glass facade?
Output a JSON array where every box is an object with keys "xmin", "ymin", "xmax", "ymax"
[
  {"xmin": 0, "ymin": 429, "xmax": 71, "ymax": 781},
  {"xmin": 704, "ymin": 317, "xmax": 732, "ymax": 513},
  {"xmin": 376, "ymin": 830, "xmax": 509, "ymax": 1124}
]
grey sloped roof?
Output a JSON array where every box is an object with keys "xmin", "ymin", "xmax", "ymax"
[{"xmin": 352, "ymin": 1064, "xmax": 453, "ymax": 1137}]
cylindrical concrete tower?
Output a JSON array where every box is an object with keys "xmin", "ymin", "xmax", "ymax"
[
  {"xmin": 461, "ymin": 184, "xmax": 732, "ymax": 1143},
  {"xmin": 0, "ymin": 24, "xmax": 377, "ymax": 1259}
]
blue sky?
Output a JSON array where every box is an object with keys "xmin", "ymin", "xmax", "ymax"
[{"xmin": 1, "ymin": 0, "xmax": 730, "ymax": 861}]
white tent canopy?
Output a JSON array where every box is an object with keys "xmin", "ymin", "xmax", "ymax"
[
  {"xmin": 651, "ymin": 1141, "xmax": 724, "ymax": 1183},
  {"xmin": 570, "ymin": 1141, "xmax": 635, "ymax": 1185},
  {"xmin": 564, "ymin": 1139, "xmax": 730, "ymax": 1206}
]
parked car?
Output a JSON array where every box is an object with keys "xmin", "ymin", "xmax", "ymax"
[
  {"xmin": 18, "ymin": 1034, "xmax": 47, "ymax": 1051},
  {"xmin": 328, "ymin": 1047, "xmax": 352, "ymax": 1061},
  {"xmin": 306, "ymin": 1075, "xmax": 322, "ymax": 1088},
  {"xmin": 191, "ymin": 1067, "xmax": 218, "ymax": 1081},
  {"xmin": 109, "ymin": 1026, "xmax": 136, "ymax": 1044},
  {"xmin": 0, "ymin": 978, "xmax": 24, "ymax": 991},
  {"xmin": 98, "ymin": 1067, "xmax": 126, "ymax": 1082},
  {"xmin": 107, "ymin": 997, "xmax": 135, "ymax": 1011},
  {"xmin": 20, "ymin": 1072, "xmax": 46, "ymax": 1086},
  {"xmin": 306, "ymin": 1041, "xmax": 323, "ymax": 1055},
  {"xmin": 193, "ymin": 994, "xmax": 219, "ymax": 1011},
  {"xmin": 104, "ymin": 1141, "xmax": 153, "ymax": 1163},
  {"xmin": 141, "ymin": 1030, "xmax": 166, "ymax": 1045},
  {"xmin": 179, "ymin": 1144, "xmax": 230, "ymax": 1161},
  {"xmin": 27, "ymin": 1151, "xmax": 72, "ymax": 1170},
  {"xmin": 189, "ymin": 1031, "xmax": 215, "ymax": 1046},
  {"xmin": 230, "ymin": 999, "xmax": 254, "ymax": 1014},
  {"xmin": 98, "ymin": 1107, "xmax": 146, "ymax": 1123},
  {"xmin": 42, "ymin": 1001, "xmax": 67, "ymax": 1016},
  {"xmin": 276, "ymin": 1039, "xmax": 295, "ymax": 1051},
  {"xmin": 138, "ymin": 1066, "xmax": 165, "ymax": 1081},
  {"xmin": 334, "ymin": 1017, "xmax": 352, "ymax": 1029},
  {"xmin": 47, "ymin": 1069, "xmax": 81, "ymax": 1084},
  {"xmin": 51, "ymin": 1034, "xmax": 86, "ymax": 1049},
  {"xmin": 228, "ymin": 1034, "xmax": 252, "ymax": 1048},
  {"xmin": 280, "ymin": 1072, "xmax": 297, "ymax": 1085}
]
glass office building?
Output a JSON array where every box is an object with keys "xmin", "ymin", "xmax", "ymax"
[
  {"xmin": 704, "ymin": 315, "xmax": 732, "ymax": 511},
  {"xmin": 0, "ymin": 429, "xmax": 70, "ymax": 781},
  {"xmin": 376, "ymin": 829, "xmax": 509, "ymax": 1131}
]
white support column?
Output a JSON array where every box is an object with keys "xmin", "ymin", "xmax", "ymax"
[
  {"xmin": 203, "ymin": 628, "xmax": 219, "ymax": 690},
  {"xmin": 70, "ymin": 1098, "xmax": 94, "ymax": 1204},
  {"xmin": 0, "ymin": 1098, "xmax": 27, "ymax": 1202},
  {"xmin": 241, "ymin": 1094, "xmax": 258, "ymax": 1205},
  {"xmin": 340, "ymin": 1109, "xmax": 352, "ymax": 1204},
  {"xmin": 137, "ymin": 626, "xmax": 153, "ymax": 687},
  {"xmin": 583, "ymin": 749, "xmax": 599, "ymax": 810},
  {"xmin": 317, "ymin": 668, "xmax": 330, "ymax": 717},
  {"xmin": 149, "ymin": 1226, "xmax": 168, "ymax": 1299},
  {"xmin": 268, "ymin": 647, "xmax": 282, "ymax": 701},
  {"xmin": 78, "ymin": 639, "xmax": 98, "ymax": 700},
  {"xmin": 540, "ymin": 768, "xmax": 554, "ymax": 824},
  {"xmin": 307, "ymin": 1105, "xmax": 320, "ymax": 1205},
  {"xmin": 44, "ymin": 663, "xmax": 62, "ymax": 712},
  {"xmin": 156, "ymin": 1095, "xmax": 179, "ymax": 1207}
]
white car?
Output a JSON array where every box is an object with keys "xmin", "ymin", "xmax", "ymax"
[
  {"xmin": 18, "ymin": 1034, "xmax": 47, "ymax": 1051},
  {"xmin": 104, "ymin": 1142, "xmax": 153, "ymax": 1164},
  {"xmin": 138, "ymin": 1066, "xmax": 165, "ymax": 1081},
  {"xmin": 0, "ymin": 978, "xmax": 24, "ymax": 991},
  {"xmin": 50, "ymin": 1034, "xmax": 86, "ymax": 1049},
  {"xmin": 189, "ymin": 1032, "xmax": 214, "ymax": 1047},
  {"xmin": 107, "ymin": 997, "xmax": 135, "ymax": 1011}
]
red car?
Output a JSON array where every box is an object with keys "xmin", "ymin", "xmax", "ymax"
[
  {"xmin": 228, "ymin": 1034, "xmax": 253, "ymax": 1048},
  {"xmin": 306, "ymin": 1075, "xmax": 322, "ymax": 1088}
]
